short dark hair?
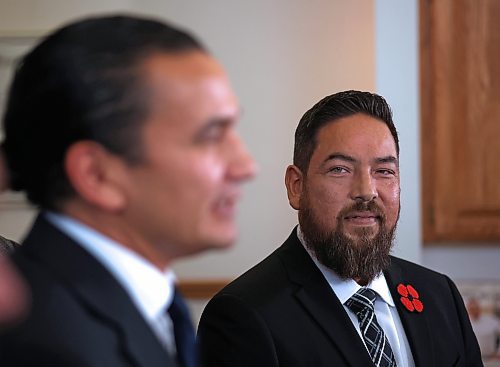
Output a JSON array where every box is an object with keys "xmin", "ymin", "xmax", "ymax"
[
  {"xmin": 2, "ymin": 15, "xmax": 205, "ymax": 210},
  {"xmin": 293, "ymin": 90, "xmax": 399, "ymax": 172}
]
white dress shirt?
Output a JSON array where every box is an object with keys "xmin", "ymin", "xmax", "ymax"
[
  {"xmin": 297, "ymin": 226, "xmax": 415, "ymax": 367},
  {"xmin": 45, "ymin": 211, "xmax": 177, "ymax": 354}
]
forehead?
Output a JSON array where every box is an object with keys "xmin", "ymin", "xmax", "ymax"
[
  {"xmin": 142, "ymin": 50, "xmax": 226, "ymax": 80},
  {"xmin": 141, "ymin": 51, "xmax": 232, "ymax": 101},
  {"xmin": 139, "ymin": 51, "xmax": 238, "ymax": 127},
  {"xmin": 313, "ymin": 113, "xmax": 398, "ymax": 160}
]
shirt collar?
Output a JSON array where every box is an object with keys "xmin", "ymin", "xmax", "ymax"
[
  {"xmin": 296, "ymin": 225, "xmax": 395, "ymax": 307},
  {"xmin": 45, "ymin": 211, "xmax": 176, "ymax": 321}
]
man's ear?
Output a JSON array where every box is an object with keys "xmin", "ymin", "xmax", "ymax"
[
  {"xmin": 285, "ymin": 165, "xmax": 304, "ymax": 210},
  {"xmin": 64, "ymin": 141, "xmax": 129, "ymax": 212}
]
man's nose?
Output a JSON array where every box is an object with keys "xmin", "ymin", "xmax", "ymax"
[
  {"xmin": 350, "ymin": 170, "xmax": 377, "ymax": 202},
  {"xmin": 228, "ymin": 134, "xmax": 257, "ymax": 182}
]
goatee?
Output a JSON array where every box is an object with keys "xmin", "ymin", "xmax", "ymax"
[{"xmin": 299, "ymin": 200, "xmax": 396, "ymax": 285}]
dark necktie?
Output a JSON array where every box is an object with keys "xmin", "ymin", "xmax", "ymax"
[
  {"xmin": 345, "ymin": 287, "xmax": 397, "ymax": 367},
  {"xmin": 168, "ymin": 289, "xmax": 197, "ymax": 367}
]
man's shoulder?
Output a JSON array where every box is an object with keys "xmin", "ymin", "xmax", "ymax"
[
  {"xmin": 2, "ymin": 231, "xmax": 146, "ymax": 366},
  {"xmin": 219, "ymin": 245, "xmax": 288, "ymax": 300},
  {"xmin": 9, "ymin": 216, "xmax": 110, "ymax": 319},
  {"xmin": 0, "ymin": 255, "xmax": 101, "ymax": 354},
  {"xmin": 389, "ymin": 256, "xmax": 444, "ymax": 278},
  {"xmin": 388, "ymin": 255, "xmax": 458, "ymax": 298},
  {"xmin": 209, "ymin": 229, "xmax": 316, "ymax": 313}
]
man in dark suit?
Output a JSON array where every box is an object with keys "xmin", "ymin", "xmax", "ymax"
[
  {"xmin": 198, "ymin": 91, "xmax": 483, "ymax": 367},
  {"xmin": 0, "ymin": 15, "xmax": 255, "ymax": 367}
]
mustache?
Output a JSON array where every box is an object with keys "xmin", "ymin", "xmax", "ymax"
[{"xmin": 336, "ymin": 201, "xmax": 386, "ymax": 222}]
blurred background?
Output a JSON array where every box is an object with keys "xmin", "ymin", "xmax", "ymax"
[{"xmin": 0, "ymin": 3, "xmax": 499, "ymax": 359}]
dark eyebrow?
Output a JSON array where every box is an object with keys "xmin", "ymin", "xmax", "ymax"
[
  {"xmin": 323, "ymin": 153, "xmax": 356, "ymax": 164},
  {"xmin": 375, "ymin": 156, "xmax": 399, "ymax": 166},
  {"xmin": 194, "ymin": 118, "xmax": 232, "ymax": 140},
  {"xmin": 322, "ymin": 153, "xmax": 399, "ymax": 166},
  {"xmin": 194, "ymin": 108, "xmax": 242, "ymax": 142}
]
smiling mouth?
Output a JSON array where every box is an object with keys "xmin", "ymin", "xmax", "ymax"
[
  {"xmin": 213, "ymin": 192, "xmax": 241, "ymax": 219},
  {"xmin": 343, "ymin": 212, "xmax": 380, "ymax": 225}
]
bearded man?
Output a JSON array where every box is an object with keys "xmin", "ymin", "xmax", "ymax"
[{"xmin": 198, "ymin": 90, "xmax": 482, "ymax": 367}]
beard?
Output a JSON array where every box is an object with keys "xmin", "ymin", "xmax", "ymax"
[{"xmin": 299, "ymin": 197, "xmax": 397, "ymax": 285}]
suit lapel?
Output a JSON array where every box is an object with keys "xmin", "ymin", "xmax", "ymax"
[
  {"xmin": 278, "ymin": 230, "xmax": 373, "ymax": 367},
  {"xmin": 385, "ymin": 258, "xmax": 434, "ymax": 367},
  {"xmin": 21, "ymin": 215, "xmax": 175, "ymax": 367}
]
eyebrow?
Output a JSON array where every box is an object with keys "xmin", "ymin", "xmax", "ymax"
[
  {"xmin": 375, "ymin": 156, "xmax": 399, "ymax": 166},
  {"xmin": 323, "ymin": 153, "xmax": 399, "ymax": 166},
  {"xmin": 195, "ymin": 117, "xmax": 231, "ymax": 136},
  {"xmin": 193, "ymin": 112, "xmax": 240, "ymax": 142},
  {"xmin": 203, "ymin": 107, "xmax": 242, "ymax": 130},
  {"xmin": 324, "ymin": 153, "xmax": 356, "ymax": 164}
]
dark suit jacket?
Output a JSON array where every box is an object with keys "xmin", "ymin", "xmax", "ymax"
[
  {"xmin": 198, "ymin": 228, "xmax": 483, "ymax": 367},
  {"xmin": 0, "ymin": 215, "xmax": 177, "ymax": 367}
]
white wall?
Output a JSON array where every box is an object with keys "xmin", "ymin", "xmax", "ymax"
[
  {"xmin": 0, "ymin": 0, "xmax": 377, "ymax": 281},
  {"xmin": 423, "ymin": 245, "xmax": 500, "ymax": 281},
  {"xmin": 374, "ymin": 0, "xmax": 421, "ymax": 263},
  {"xmin": 374, "ymin": 0, "xmax": 500, "ymax": 282},
  {"xmin": 2, "ymin": 0, "xmax": 495, "ymax": 289}
]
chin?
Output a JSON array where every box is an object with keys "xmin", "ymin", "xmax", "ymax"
[
  {"xmin": 206, "ymin": 228, "xmax": 238, "ymax": 250},
  {"xmin": 178, "ymin": 238, "xmax": 234, "ymax": 258},
  {"xmin": 211, "ymin": 241, "xmax": 235, "ymax": 251},
  {"xmin": 192, "ymin": 218, "xmax": 237, "ymax": 250},
  {"xmin": 344, "ymin": 228, "xmax": 378, "ymax": 240}
]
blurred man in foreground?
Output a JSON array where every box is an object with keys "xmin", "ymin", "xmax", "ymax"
[{"xmin": 0, "ymin": 15, "xmax": 255, "ymax": 367}]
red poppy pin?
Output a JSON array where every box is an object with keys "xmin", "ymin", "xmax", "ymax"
[{"xmin": 397, "ymin": 283, "xmax": 424, "ymax": 313}]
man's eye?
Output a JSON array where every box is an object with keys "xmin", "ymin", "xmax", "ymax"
[
  {"xmin": 196, "ymin": 127, "xmax": 226, "ymax": 143},
  {"xmin": 203, "ymin": 129, "xmax": 224, "ymax": 141},
  {"xmin": 329, "ymin": 167, "xmax": 348, "ymax": 174},
  {"xmin": 377, "ymin": 169, "xmax": 395, "ymax": 176},
  {"xmin": 195, "ymin": 120, "xmax": 233, "ymax": 144}
]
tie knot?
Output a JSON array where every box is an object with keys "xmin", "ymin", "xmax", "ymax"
[{"xmin": 345, "ymin": 287, "xmax": 377, "ymax": 316}]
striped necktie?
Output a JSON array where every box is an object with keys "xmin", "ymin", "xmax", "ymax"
[{"xmin": 345, "ymin": 287, "xmax": 397, "ymax": 367}]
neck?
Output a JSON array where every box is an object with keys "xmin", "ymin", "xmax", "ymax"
[{"xmin": 59, "ymin": 200, "xmax": 174, "ymax": 271}]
